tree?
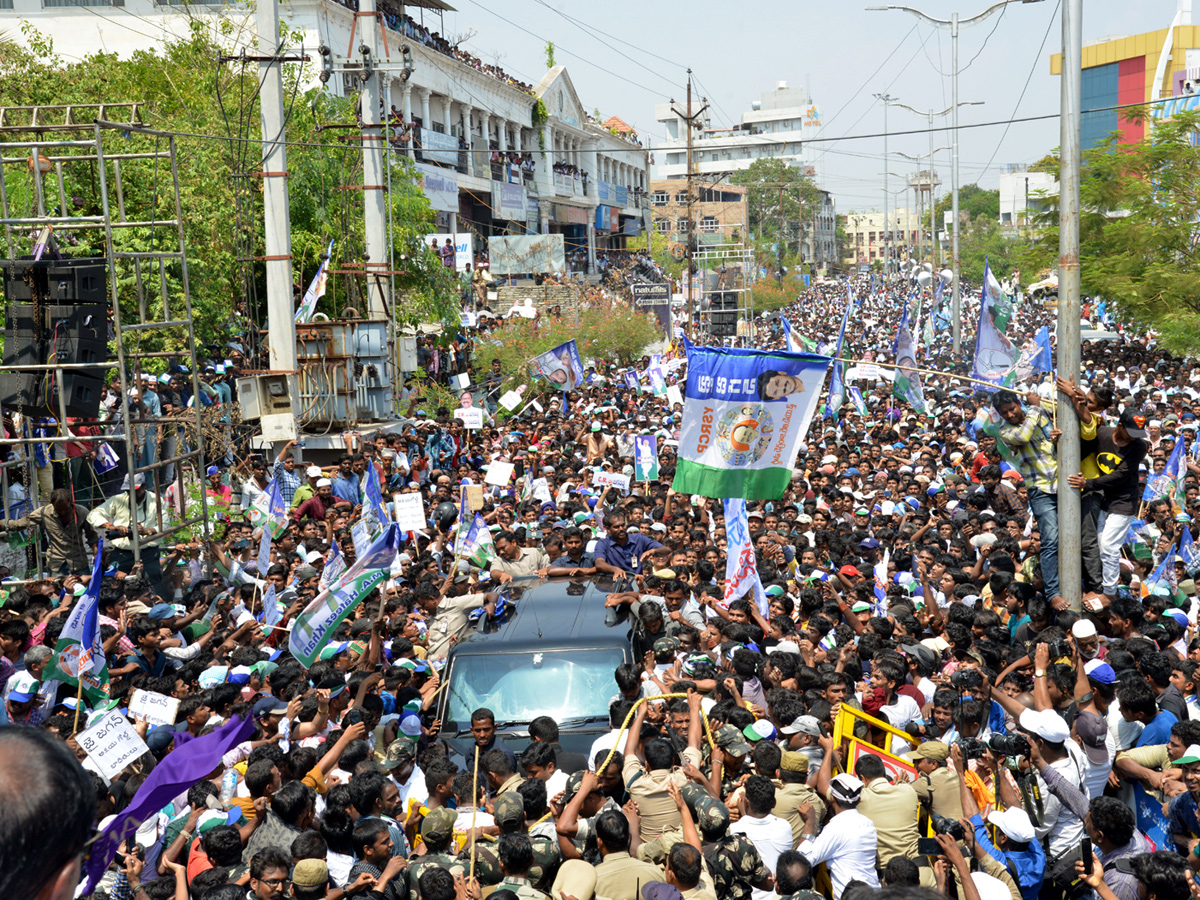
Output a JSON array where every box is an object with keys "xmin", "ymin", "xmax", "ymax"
[
  {"xmin": 932, "ymin": 183, "xmax": 1000, "ymax": 227},
  {"xmin": 0, "ymin": 23, "xmax": 459, "ymax": 355},
  {"xmin": 730, "ymin": 158, "xmax": 822, "ymax": 263},
  {"xmin": 1023, "ymin": 108, "xmax": 1200, "ymax": 353}
]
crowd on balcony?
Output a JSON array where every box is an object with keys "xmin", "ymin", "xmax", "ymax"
[
  {"xmin": 552, "ymin": 161, "xmax": 586, "ymax": 180},
  {"xmin": 343, "ymin": 0, "xmax": 536, "ymax": 95},
  {"xmin": 491, "ymin": 149, "xmax": 537, "ymax": 176}
]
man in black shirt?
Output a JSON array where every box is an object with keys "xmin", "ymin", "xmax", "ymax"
[{"xmin": 1068, "ymin": 407, "xmax": 1149, "ymax": 601}]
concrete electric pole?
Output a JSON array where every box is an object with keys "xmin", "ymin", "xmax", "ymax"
[
  {"xmin": 358, "ymin": 0, "xmax": 390, "ymax": 320},
  {"xmin": 1057, "ymin": 0, "xmax": 1083, "ymax": 611}
]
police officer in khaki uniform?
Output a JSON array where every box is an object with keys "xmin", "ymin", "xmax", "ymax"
[
  {"xmin": 621, "ymin": 693, "xmax": 706, "ymax": 843},
  {"xmin": 416, "ymin": 577, "xmax": 499, "ymax": 660},
  {"xmin": 911, "ymin": 740, "xmax": 965, "ymax": 819},
  {"xmin": 593, "ymin": 807, "xmax": 668, "ymax": 898},
  {"xmin": 466, "ymin": 793, "xmax": 561, "ymax": 891},
  {"xmin": 772, "ymin": 751, "xmax": 826, "ymax": 847}
]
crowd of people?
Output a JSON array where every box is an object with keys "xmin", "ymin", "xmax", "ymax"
[{"xmin": 4, "ymin": 267, "xmax": 1200, "ymax": 900}]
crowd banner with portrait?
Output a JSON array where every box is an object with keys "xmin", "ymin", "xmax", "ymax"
[
  {"xmin": 672, "ymin": 340, "xmax": 830, "ymax": 499},
  {"xmin": 530, "ymin": 340, "xmax": 585, "ymax": 390}
]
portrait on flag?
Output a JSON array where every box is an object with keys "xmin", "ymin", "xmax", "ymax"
[
  {"xmin": 530, "ymin": 340, "xmax": 584, "ymax": 389},
  {"xmin": 673, "ymin": 342, "xmax": 829, "ymax": 499}
]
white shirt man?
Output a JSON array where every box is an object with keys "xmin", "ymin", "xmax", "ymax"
[
  {"xmin": 731, "ymin": 779, "xmax": 794, "ymax": 900},
  {"xmin": 797, "ymin": 774, "xmax": 880, "ymax": 899}
]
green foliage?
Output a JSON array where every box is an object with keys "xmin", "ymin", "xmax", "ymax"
[
  {"xmin": 472, "ymin": 301, "xmax": 661, "ymax": 395},
  {"xmin": 932, "ymin": 183, "xmax": 1000, "ymax": 226},
  {"xmin": 544, "ymin": 42, "xmax": 556, "ymax": 68},
  {"xmin": 1024, "ymin": 108, "xmax": 1200, "ymax": 354},
  {"xmin": 730, "ymin": 158, "xmax": 822, "ymax": 258},
  {"xmin": 0, "ymin": 24, "xmax": 458, "ymax": 353}
]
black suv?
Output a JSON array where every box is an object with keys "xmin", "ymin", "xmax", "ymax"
[{"xmin": 435, "ymin": 576, "xmax": 633, "ymax": 765}]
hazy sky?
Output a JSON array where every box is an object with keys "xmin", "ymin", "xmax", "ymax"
[{"xmin": 438, "ymin": 0, "xmax": 1182, "ymax": 213}]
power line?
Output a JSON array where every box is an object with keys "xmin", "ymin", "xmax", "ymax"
[{"xmin": 978, "ymin": 0, "xmax": 1062, "ymax": 184}]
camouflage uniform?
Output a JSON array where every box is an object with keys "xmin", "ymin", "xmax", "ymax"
[
  {"xmin": 495, "ymin": 875, "xmax": 551, "ymax": 900},
  {"xmin": 688, "ymin": 789, "xmax": 768, "ymax": 900},
  {"xmin": 406, "ymin": 852, "xmax": 466, "ymax": 897},
  {"xmin": 407, "ymin": 808, "xmax": 466, "ymax": 898},
  {"xmin": 461, "ymin": 834, "xmax": 561, "ymax": 891}
]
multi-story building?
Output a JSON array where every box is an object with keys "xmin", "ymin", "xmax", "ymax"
[
  {"xmin": 652, "ymin": 82, "xmax": 822, "ymax": 180},
  {"xmin": 648, "ymin": 179, "xmax": 748, "ymax": 252},
  {"xmin": 1050, "ymin": 0, "xmax": 1200, "ymax": 150},
  {"xmin": 7, "ymin": 0, "xmax": 650, "ymax": 272},
  {"xmin": 842, "ymin": 208, "xmax": 924, "ymax": 269}
]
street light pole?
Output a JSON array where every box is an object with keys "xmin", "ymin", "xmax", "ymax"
[
  {"xmin": 869, "ymin": 0, "xmax": 1045, "ymax": 356},
  {"xmin": 874, "ymin": 92, "xmax": 896, "ymax": 278}
]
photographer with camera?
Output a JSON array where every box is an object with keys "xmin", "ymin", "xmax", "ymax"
[{"xmin": 951, "ymin": 743, "xmax": 1045, "ymax": 900}]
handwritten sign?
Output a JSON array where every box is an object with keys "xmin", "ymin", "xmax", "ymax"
[
  {"xmin": 530, "ymin": 478, "xmax": 552, "ymax": 503},
  {"xmin": 499, "ymin": 390, "xmax": 523, "ymax": 411},
  {"xmin": 79, "ymin": 710, "xmax": 150, "ymax": 780},
  {"xmin": 129, "ymin": 689, "xmax": 180, "ymax": 727},
  {"xmin": 392, "ymin": 494, "xmax": 427, "ymax": 532},
  {"xmin": 485, "ymin": 462, "xmax": 515, "ymax": 486},
  {"xmin": 465, "ymin": 484, "xmax": 485, "ymax": 511},
  {"xmin": 594, "ymin": 472, "xmax": 631, "ymax": 495},
  {"xmin": 455, "ymin": 407, "xmax": 485, "ymax": 429}
]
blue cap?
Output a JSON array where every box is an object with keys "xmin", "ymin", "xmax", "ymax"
[
  {"xmin": 253, "ymin": 696, "xmax": 288, "ymax": 718},
  {"xmin": 146, "ymin": 728, "xmax": 176, "ymax": 754},
  {"xmin": 148, "ymin": 603, "xmax": 176, "ymax": 619}
]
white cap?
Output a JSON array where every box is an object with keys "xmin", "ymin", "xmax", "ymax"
[
  {"xmin": 306, "ymin": 551, "xmax": 324, "ymax": 564},
  {"xmin": 1071, "ymin": 619, "xmax": 1097, "ymax": 639},
  {"xmin": 987, "ymin": 807, "xmax": 1036, "ymax": 843},
  {"xmin": 766, "ymin": 640, "xmax": 800, "ymax": 656},
  {"xmin": 306, "ymin": 466, "xmax": 322, "ymax": 478},
  {"xmin": 829, "ymin": 773, "xmax": 864, "ymax": 805},
  {"xmin": 1018, "ymin": 708, "xmax": 1070, "ymax": 743},
  {"xmin": 971, "ymin": 872, "xmax": 1015, "ymax": 900},
  {"xmin": 316, "ymin": 478, "xmax": 332, "ymax": 488}
]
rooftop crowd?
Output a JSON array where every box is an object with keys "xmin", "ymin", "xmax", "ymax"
[{"xmin": 2, "ymin": 268, "xmax": 1200, "ymax": 900}]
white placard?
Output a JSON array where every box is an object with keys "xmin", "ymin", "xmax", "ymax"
[
  {"xmin": 351, "ymin": 520, "xmax": 372, "ymax": 558},
  {"xmin": 392, "ymin": 493, "xmax": 427, "ymax": 531},
  {"xmin": 455, "ymin": 407, "xmax": 485, "ymax": 429},
  {"xmin": 530, "ymin": 477, "xmax": 552, "ymax": 503},
  {"xmin": 78, "ymin": 710, "xmax": 150, "ymax": 780},
  {"xmin": 129, "ymin": 689, "xmax": 180, "ymax": 727},
  {"xmin": 485, "ymin": 462, "xmax": 515, "ymax": 486},
  {"xmin": 594, "ymin": 472, "xmax": 631, "ymax": 495},
  {"xmin": 450, "ymin": 373, "xmax": 471, "ymax": 391},
  {"xmin": 499, "ymin": 390, "xmax": 523, "ymax": 412},
  {"xmin": 666, "ymin": 385, "xmax": 684, "ymax": 408}
]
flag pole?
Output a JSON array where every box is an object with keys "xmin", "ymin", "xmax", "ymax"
[
  {"xmin": 72, "ymin": 675, "xmax": 84, "ymax": 733},
  {"xmin": 822, "ymin": 354, "xmax": 1002, "ymax": 391}
]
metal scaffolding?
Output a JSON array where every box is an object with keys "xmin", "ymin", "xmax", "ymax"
[{"xmin": 0, "ymin": 106, "xmax": 211, "ymax": 579}]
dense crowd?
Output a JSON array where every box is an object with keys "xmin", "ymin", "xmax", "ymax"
[{"xmin": 3, "ymin": 269, "xmax": 1200, "ymax": 900}]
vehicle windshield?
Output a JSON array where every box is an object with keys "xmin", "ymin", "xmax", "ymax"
[{"xmin": 446, "ymin": 648, "xmax": 624, "ymax": 728}]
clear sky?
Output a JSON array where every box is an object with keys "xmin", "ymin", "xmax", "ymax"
[{"xmin": 435, "ymin": 0, "xmax": 1182, "ymax": 213}]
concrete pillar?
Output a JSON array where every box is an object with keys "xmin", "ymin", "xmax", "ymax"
[
  {"xmin": 419, "ymin": 89, "xmax": 431, "ymax": 129},
  {"xmin": 498, "ymin": 119, "xmax": 508, "ymax": 153},
  {"xmin": 443, "ymin": 96, "xmax": 452, "ymax": 135}
]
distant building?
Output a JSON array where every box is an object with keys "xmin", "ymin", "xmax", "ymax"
[
  {"xmin": 842, "ymin": 209, "xmax": 924, "ymax": 269},
  {"xmin": 998, "ymin": 167, "xmax": 1058, "ymax": 226},
  {"xmin": 652, "ymin": 81, "xmax": 823, "ymax": 181},
  {"xmin": 649, "ymin": 180, "xmax": 748, "ymax": 252},
  {"xmin": 1050, "ymin": 2, "xmax": 1200, "ymax": 150}
]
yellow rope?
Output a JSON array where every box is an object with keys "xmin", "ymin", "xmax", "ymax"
[{"xmin": 594, "ymin": 693, "xmax": 716, "ymax": 778}]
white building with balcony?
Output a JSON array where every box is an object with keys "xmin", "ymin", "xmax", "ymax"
[
  {"xmin": 5, "ymin": 0, "xmax": 650, "ymax": 273},
  {"xmin": 652, "ymin": 82, "xmax": 823, "ymax": 181}
]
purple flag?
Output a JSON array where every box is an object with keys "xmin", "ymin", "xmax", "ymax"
[{"xmin": 83, "ymin": 714, "xmax": 255, "ymax": 892}]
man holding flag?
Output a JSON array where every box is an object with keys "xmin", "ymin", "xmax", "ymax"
[{"xmin": 42, "ymin": 538, "xmax": 110, "ymax": 710}]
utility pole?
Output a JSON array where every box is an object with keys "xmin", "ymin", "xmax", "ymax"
[
  {"xmin": 255, "ymin": 0, "xmax": 296, "ymax": 376},
  {"xmin": 1057, "ymin": 0, "xmax": 1083, "ymax": 611},
  {"xmin": 358, "ymin": 0, "xmax": 389, "ymax": 319},
  {"xmin": 873, "ymin": 92, "xmax": 895, "ymax": 279},
  {"xmin": 670, "ymin": 72, "xmax": 707, "ymax": 327}
]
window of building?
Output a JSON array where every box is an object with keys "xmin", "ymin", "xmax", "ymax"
[
  {"xmin": 676, "ymin": 218, "xmax": 689, "ymax": 233},
  {"xmin": 651, "ymin": 191, "xmax": 669, "ymax": 206},
  {"xmin": 655, "ymin": 218, "xmax": 670, "ymax": 234},
  {"xmin": 869, "ymin": 232, "xmax": 876, "ymax": 243},
  {"xmin": 700, "ymin": 216, "xmax": 718, "ymax": 233},
  {"xmin": 675, "ymin": 192, "xmax": 688, "ymax": 204}
]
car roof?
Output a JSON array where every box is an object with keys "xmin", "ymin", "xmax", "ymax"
[{"xmin": 448, "ymin": 576, "xmax": 632, "ymax": 655}]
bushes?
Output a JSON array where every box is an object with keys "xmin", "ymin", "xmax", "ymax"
[{"xmin": 473, "ymin": 299, "xmax": 662, "ymax": 395}]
